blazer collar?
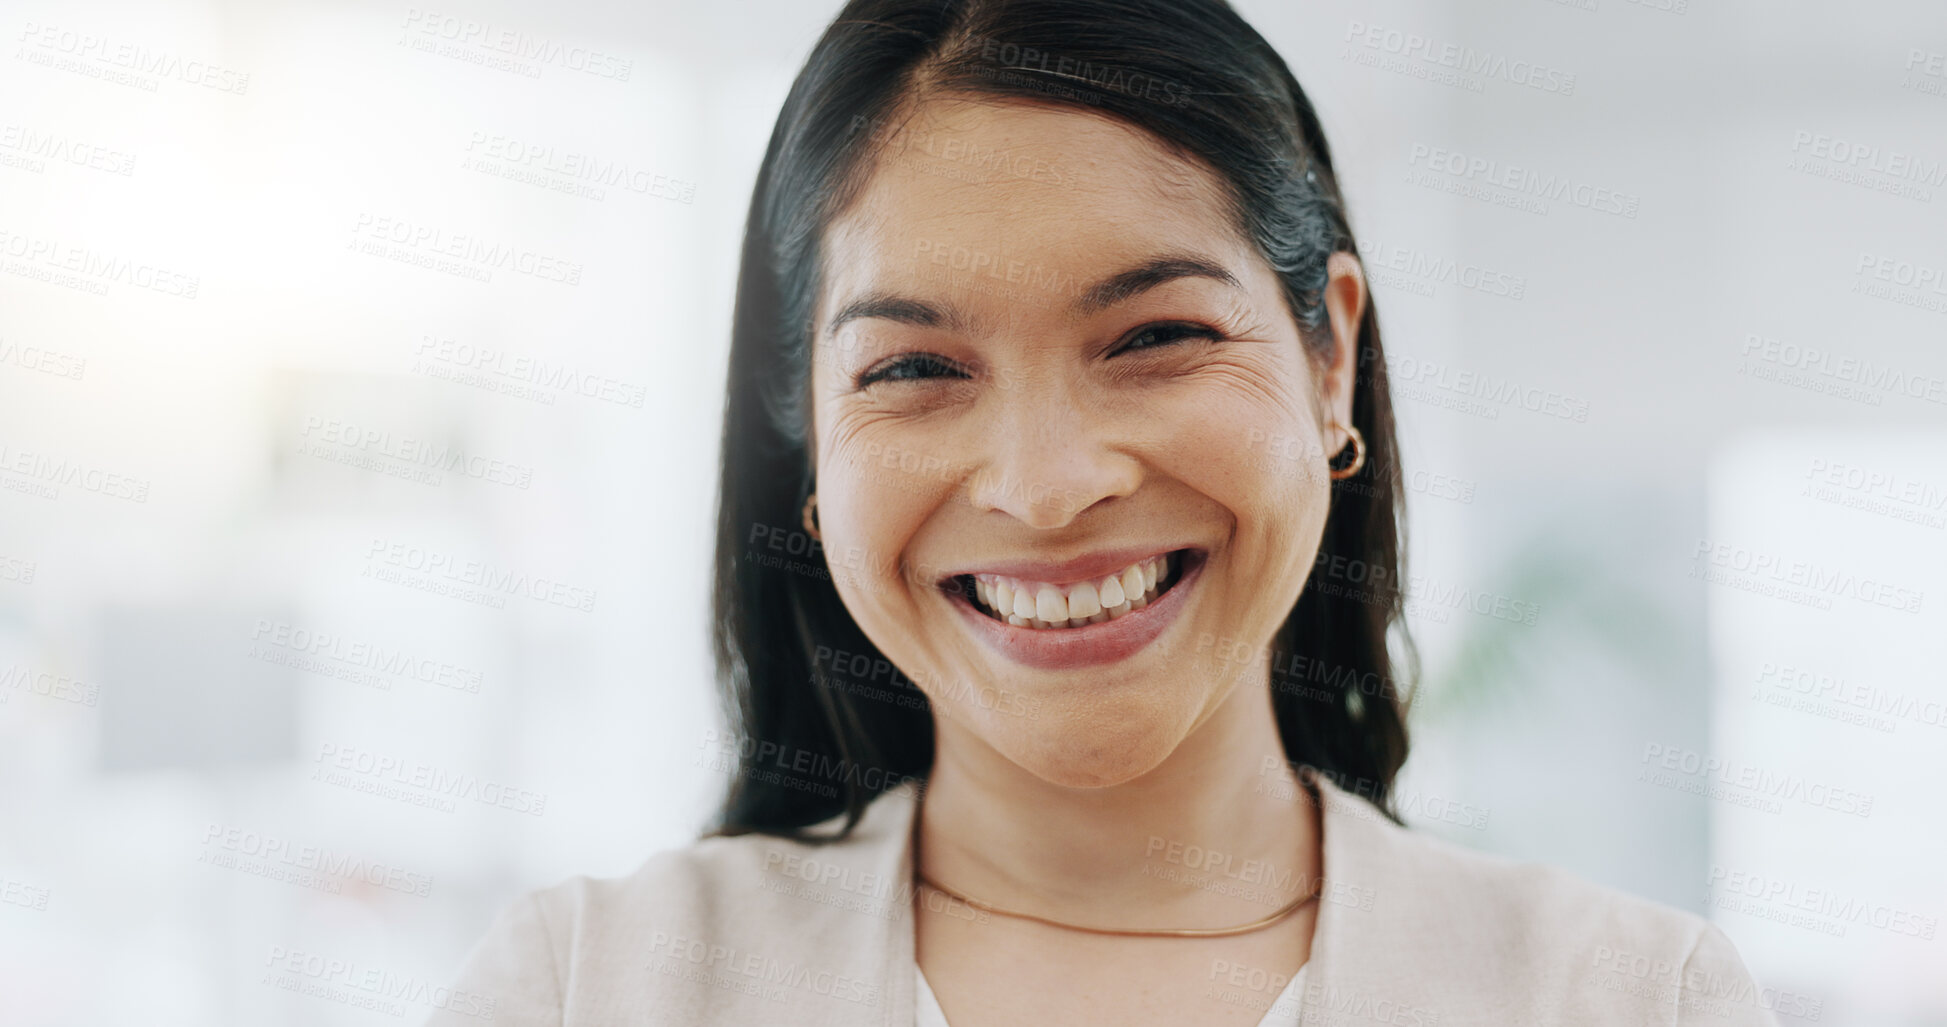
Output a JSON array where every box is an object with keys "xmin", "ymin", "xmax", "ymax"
[{"xmin": 816, "ymin": 771, "xmax": 1405, "ymax": 1026}]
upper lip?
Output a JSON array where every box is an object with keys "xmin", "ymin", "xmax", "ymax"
[{"xmin": 936, "ymin": 545, "xmax": 1199, "ymax": 588}]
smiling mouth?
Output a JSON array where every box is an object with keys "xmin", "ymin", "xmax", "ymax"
[{"xmin": 941, "ymin": 550, "xmax": 1201, "ymax": 630}]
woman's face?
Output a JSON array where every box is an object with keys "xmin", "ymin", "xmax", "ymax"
[{"xmin": 809, "ymin": 98, "xmax": 1364, "ymax": 788}]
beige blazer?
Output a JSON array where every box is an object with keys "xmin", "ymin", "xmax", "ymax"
[{"xmin": 424, "ymin": 777, "xmax": 1778, "ymax": 1025}]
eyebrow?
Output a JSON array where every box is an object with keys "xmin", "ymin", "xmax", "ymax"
[
  {"xmin": 823, "ymin": 253, "xmax": 1243, "ymax": 334},
  {"xmin": 1074, "ymin": 255, "xmax": 1242, "ymax": 316}
]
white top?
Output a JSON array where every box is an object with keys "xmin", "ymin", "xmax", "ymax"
[{"xmin": 917, "ymin": 961, "xmax": 1308, "ymax": 1027}]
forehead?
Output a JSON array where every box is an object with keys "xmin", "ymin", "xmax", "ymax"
[{"xmin": 818, "ymin": 99, "xmax": 1250, "ymax": 324}]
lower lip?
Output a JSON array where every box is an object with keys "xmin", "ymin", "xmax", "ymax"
[{"xmin": 943, "ymin": 552, "xmax": 1206, "ymax": 670}]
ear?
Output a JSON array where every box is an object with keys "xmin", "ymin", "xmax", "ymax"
[{"xmin": 1317, "ymin": 251, "xmax": 1366, "ymax": 442}]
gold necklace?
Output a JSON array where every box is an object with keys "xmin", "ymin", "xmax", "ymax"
[
  {"xmin": 910, "ymin": 779, "xmax": 1325, "ymax": 939},
  {"xmin": 914, "ymin": 871, "xmax": 1321, "ymax": 938}
]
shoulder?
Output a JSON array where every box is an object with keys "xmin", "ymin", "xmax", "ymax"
[
  {"xmin": 531, "ymin": 785, "xmax": 920, "ymax": 949},
  {"xmin": 1312, "ymin": 783, "xmax": 1776, "ymax": 1025},
  {"xmin": 524, "ymin": 820, "xmax": 894, "ymax": 951},
  {"xmin": 422, "ymin": 787, "xmax": 920, "ymax": 1026}
]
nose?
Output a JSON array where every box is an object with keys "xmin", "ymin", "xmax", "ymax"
[{"xmin": 965, "ymin": 383, "xmax": 1141, "ymax": 530}]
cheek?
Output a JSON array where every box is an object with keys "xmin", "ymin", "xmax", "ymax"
[
  {"xmin": 1147, "ymin": 362, "xmax": 1329, "ymax": 513},
  {"xmin": 815, "ymin": 437, "xmax": 961, "ymax": 620}
]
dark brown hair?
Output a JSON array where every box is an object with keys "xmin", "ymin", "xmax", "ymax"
[{"xmin": 710, "ymin": 0, "xmax": 1411, "ymax": 839}]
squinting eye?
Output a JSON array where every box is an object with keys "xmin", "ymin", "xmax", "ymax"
[
  {"xmin": 856, "ymin": 353, "xmax": 969, "ymax": 388},
  {"xmin": 1115, "ymin": 322, "xmax": 1224, "ymax": 354}
]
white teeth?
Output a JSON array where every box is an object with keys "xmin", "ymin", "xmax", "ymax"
[
  {"xmin": 1067, "ymin": 582, "xmax": 1102, "ymax": 619},
  {"xmin": 1098, "ymin": 573, "xmax": 1126, "ymax": 609},
  {"xmin": 1119, "ymin": 565, "xmax": 1145, "ymax": 606},
  {"xmin": 962, "ymin": 553, "xmax": 1184, "ymax": 630}
]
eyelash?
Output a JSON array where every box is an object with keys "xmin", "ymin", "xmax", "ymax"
[
  {"xmin": 852, "ymin": 321, "xmax": 1224, "ymax": 389},
  {"xmin": 855, "ymin": 353, "xmax": 969, "ymax": 388}
]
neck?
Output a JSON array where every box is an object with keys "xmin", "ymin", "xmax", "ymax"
[{"xmin": 916, "ymin": 671, "xmax": 1319, "ymax": 928}]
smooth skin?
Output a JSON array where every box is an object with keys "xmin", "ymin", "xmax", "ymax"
[{"xmin": 808, "ymin": 96, "xmax": 1369, "ymax": 1026}]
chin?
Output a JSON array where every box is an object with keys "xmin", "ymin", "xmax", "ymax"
[{"xmin": 990, "ymin": 699, "xmax": 1194, "ymax": 789}]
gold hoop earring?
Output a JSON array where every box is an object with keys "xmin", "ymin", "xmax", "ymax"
[
  {"xmin": 1329, "ymin": 423, "xmax": 1366, "ymax": 480},
  {"xmin": 801, "ymin": 492, "xmax": 821, "ymax": 541}
]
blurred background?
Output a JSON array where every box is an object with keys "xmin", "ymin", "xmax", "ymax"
[{"xmin": 1, "ymin": 0, "xmax": 1942, "ymax": 1022}]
